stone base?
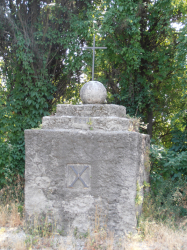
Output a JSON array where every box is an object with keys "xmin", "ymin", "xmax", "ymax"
[{"xmin": 25, "ymin": 129, "xmax": 149, "ymax": 235}]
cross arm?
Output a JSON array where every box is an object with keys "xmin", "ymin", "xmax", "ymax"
[{"xmin": 83, "ymin": 47, "xmax": 107, "ymax": 49}]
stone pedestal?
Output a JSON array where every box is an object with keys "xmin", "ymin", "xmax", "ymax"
[{"xmin": 25, "ymin": 104, "xmax": 150, "ymax": 235}]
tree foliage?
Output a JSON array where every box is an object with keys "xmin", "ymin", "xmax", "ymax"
[
  {"xmin": 0, "ymin": 0, "xmax": 92, "ymax": 186},
  {"xmin": 91, "ymin": 0, "xmax": 187, "ymax": 141}
]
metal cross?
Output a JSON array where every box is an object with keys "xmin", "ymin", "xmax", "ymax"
[
  {"xmin": 84, "ymin": 34, "xmax": 107, "ymax": 81},
  {"xmin": 68, "ymin": 165, "xmax": 89, "ymax": 188}
]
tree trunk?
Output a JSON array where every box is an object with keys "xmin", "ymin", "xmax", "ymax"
[{"xmin": 147, "ymin": 109, "xmax": 153, "ymax": 138}]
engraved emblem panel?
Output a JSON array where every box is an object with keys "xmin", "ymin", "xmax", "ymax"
[{"xmin": 66, "ymin": 164, "xmax": 91, "ymax": 189}]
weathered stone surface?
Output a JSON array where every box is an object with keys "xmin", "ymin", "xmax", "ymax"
[
  {"xmin": 43, "ymin": 104, "xmax": 130, "ymax": 131},
  {"xmin": 56, "ymin": 104, "xmax": 126, "ymax": 117},
  {"xmin": 25, "ymin": 103, "xmax": 150, "ymax": 236},
  {"xmin": 25, "ymin": 133, "xmax": 149, "ymax": 234},
  {"xmin": 80, "ymin": 81, "xmax": 107, "ymax": 104},
  {"xmin": 42, "ymin": 116, "xmax": 135, "ymax": 131}
]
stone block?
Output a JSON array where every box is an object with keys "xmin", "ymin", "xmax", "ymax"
[
  {"xmin": 56, "ymin": 104, "xmax": 126, "ymax": 117},
  {"xmin": 25, "ymin": 104, "xmax": 150, "ymax": 235}
]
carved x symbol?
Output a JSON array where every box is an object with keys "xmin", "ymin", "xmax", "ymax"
[{"xmin": 68, "ymin": 166, "xmax": 89, "ymax": 188}]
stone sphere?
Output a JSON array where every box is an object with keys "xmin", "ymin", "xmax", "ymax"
[{"xmin": 80, "ymin": 81, "xmax": 107, "ymax": 104}]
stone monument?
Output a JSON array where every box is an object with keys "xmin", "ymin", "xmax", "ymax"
[{"xmin": 25, "ymin": 80, "xmax": 150, "ymax": 235}]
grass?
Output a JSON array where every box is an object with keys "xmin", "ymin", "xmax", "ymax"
[
  {"xmin": 0, "ymin": 204, "xmax": 186, "ymax": 250},
  {"xmin": 0, "ymin": 178, "xmax": 187, "ymax": 249},
  {"xmin": 0, "ymin": 203, "xmax": 23, "ymax": 227},
  {"xmin": 0, "ymin": 175, "xmax": 24, "ymax": 228},
  {"xmin": 137, "ymin": 219, "xmax": 187, "ymax": 250}
]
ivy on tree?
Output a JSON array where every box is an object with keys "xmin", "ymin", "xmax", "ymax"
[{"xmin": 0, "ymin": 0, "xmax": 92, "ymax": 186}]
